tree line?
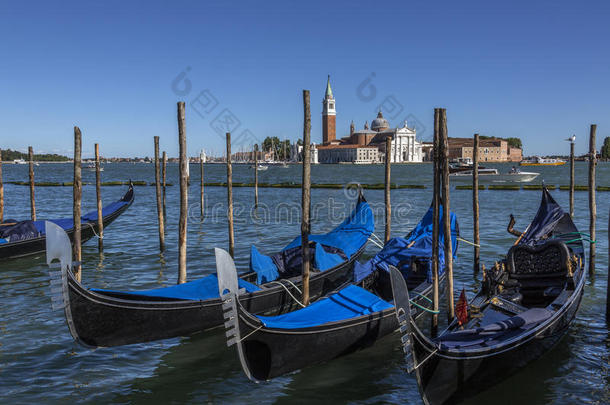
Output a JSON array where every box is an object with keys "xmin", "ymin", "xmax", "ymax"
[{"xmin": 0, "ymin": 148, "xmax": 70, "ymax": 162}]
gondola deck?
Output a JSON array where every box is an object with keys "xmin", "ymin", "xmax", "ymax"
[
  {"xmin": 0, "ymin": 183, "xmax": 134, "ymax": 260},
  {"xmin": 45, "ymin": 194, "xmax": 375, "ymax": 347},
  {"xmin": 392, "ymin": 187, "xmax": 586, "ymax": 405},
  {"xmin": 218, "ymin": 204, "xmax": 459, "ymax": 382}
]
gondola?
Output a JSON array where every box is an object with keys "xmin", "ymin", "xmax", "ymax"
[
  {"xmin": 0, "ymin": 183, "xmax": 134, "ymax": 260},
  {"xmin": 216, "ymin": 205, "xmax": 458, "ymax": 381},
  {"xmin": 45, "ymin": 193, "xmax": 374, "ymax": 347},
  {"xmin": 391, "ymin": 187, "xmax": 586, "ymax": 405}
]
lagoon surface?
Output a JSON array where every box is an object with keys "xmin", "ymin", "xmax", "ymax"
[{"xmin": 0, "ymin": 162, "xmax": 608, "ymax": 404}]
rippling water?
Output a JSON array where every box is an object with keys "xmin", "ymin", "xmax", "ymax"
[{"xmin": 0, "ymin": 162, "xmax": 608, "ymax": 404}]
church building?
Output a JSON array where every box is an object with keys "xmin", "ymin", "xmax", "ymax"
[{"xmin": 317, "ymin": 76, "xmax": 423, "ymax": 164}]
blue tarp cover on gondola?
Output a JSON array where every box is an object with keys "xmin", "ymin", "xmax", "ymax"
[
  {"xmin": 354, "ymin": 205, "xmax": 458, "ymax": 283},
  {"xmin": 31, "ymin": 200, "xmax": 131, "ymax": 234},
  {"xmin": 256, "ymin": 284, "xmax": 392, "ymax": 329},
  {"xmin": 92, "ymin": 273, "xmax": 261, "ymax": 301},
  {"xmin": 437, "ymin": 307, "xmax": 553, "ymax": 349},
  {"xmin": 250, "ymin": 200, "xmax": 374, "ymax": 284}
]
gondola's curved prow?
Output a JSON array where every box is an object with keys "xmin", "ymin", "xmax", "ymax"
[
  {"xmin": 391, "ymin": 186, "xmax": 587, "ymax": 405},
  {"xmin": 216, "ymin": 248, "xmax": 261, "ymax": 383},
  {"xmin": 45, "ymin": 221, "xmax": 87, "ymax": 347}
]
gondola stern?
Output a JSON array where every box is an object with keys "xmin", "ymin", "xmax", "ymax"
[
  {"xmin": 44, "ymin": 221, "xmax": 82, "ymax": 344},
  {"xmin": 214, "ymin": 248, "xmax": 262, "ymax": 383}
]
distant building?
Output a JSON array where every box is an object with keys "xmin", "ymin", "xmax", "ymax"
[
  {"xmin": 290, "ymin": 142, "xmax": 319, "ymax": 164},
  {"xmin": 317, "ymin": 77, "xmax": 423, "ymax": 164},
  {"xmin": 318, "ymin": 145, "xmax": 379, "ymax": 164},
  {"xmin": 448, "ymin": 137, "xmax": 522, "ymax": 162}
]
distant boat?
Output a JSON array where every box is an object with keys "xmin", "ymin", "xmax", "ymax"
[
  {"xmin": 450, "ymin": 168, "xmax": 539, "ymax": 183},
  {"xmin": 257, "ymin": 164, "xmax": 268, "ymax": 171},
  {"xmin": 85, "ymin": 163, "xmax": 104, "ymax": 172},
  {"xmin": 13, "ymin": 159, "xmax": 26, "ymax": 164},
  {"xmin": 520, "ymin": 156, "xmax": 565, "ymax": 166}
]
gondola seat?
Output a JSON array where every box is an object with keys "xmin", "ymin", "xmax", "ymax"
[{"xmin": 506, "ymin": 240, "xmax": 570, "ymax": 306}]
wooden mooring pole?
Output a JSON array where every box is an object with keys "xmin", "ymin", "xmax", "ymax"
[
  {"xmin": 385, "ymin": 136, "xmax": 392, "ymax": 243},
  {"xmin": 73, "ymin": 127, "xmax": 82, "ymax": 282},
  {"xmin": 440, "ymin": 109, "xmax": 455, "ymax": 322},
  {"xmin": 95, "ymin": 143, "xmax": 103, "ymax": 251},
  {"xmin": 177, "ymin": 102, "xmax": 188, "ymax": 284},
  {"xmin": 569, "ymin": 139, "xmax": 575, "ymax": 218},
  {"xmin": 302, "ymin": 90, "xmax": 312, "ymax": 306},
  {"xmin": 162, "ymin": 151, "xmax": 167, "ymax": 223},
  {"xmin": 431, "ymin": 108, "xmax": 441, "ymax": 335},
  {"xmin": 28, "ymin": 146, "xmax": 36, "ymax": 220},
  {"xmin": 226, "ymin": 133, "xmax": 234, "ymax": 258},
  {"xmin": 606, "ymin": 209, "xmax": 610, "ymax": 324},
  {"xmin": 154, "ymin": 136, "xmax": 165, "ymax": 251},
  {"xmin": 473, "ymin": 134, "xmax": 480, "ymax": 273},
  {"xmin": 588, "ymin": 124, "xmax": 596, "ymax": 276},
  {"xmin": 0, "ymin": 149, "xmax": 3, "ymax": 223},
  {"xmin": 200, "ymin": 149, "xmax": 205, "ymax": 218},
  {"xmin": 254, "ymin": 144, "xmax": 259, "ymax": 208}
]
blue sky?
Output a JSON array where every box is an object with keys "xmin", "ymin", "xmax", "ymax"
[{"xmin": 1, "ymin": 0, "xmax": 609, "ymax": 158}]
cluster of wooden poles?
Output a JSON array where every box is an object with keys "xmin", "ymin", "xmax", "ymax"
[{"xmin": 0, "ymin": 101, "xmax": 607, "ymax": 323}]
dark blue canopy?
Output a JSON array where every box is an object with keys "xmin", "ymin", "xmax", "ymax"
[
  {"xmin": 354, "ymin": 204, "xmax": 458, "ymax": 283},
  {"xmin": 92, "ymin": 274, "xmax": 260, "ymax": 301},
  {"xmin": 256, "ymin": 284, "xmax": 392, "ymax": 329},
  {"xmin": 0, "ymin": 199, "xmax": 130, "ymax": 244},
  {"xmin": 251, "ymin": 199, "xmax": 375, "ymax": 284}
]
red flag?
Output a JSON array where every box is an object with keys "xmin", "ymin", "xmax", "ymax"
[{"xmin": 456, "ymin": 288, "xmax": 469, "ymax": 326}]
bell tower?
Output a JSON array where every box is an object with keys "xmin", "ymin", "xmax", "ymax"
[{"xmin": 322, "ymin": 75, "xmax": 336, "ymax": 144}]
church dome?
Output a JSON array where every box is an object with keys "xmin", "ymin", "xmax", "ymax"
[{"xmin": 371, "ymin": 111, "xmax": 389, "ymax": 131}]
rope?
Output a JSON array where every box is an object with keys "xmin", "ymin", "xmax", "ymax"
[
  {"xmin": 86, "ymin": 222, "xmax": 103, "ymax": 239},
  {"xmin": 563, "ymin": 237, "xmax": 596, "ymax": 244},
  {"xmin": 456, "ymin": 237, "xmax": 479, "ymax": 247},
  {"xmin": 409, "ymin": 299, "xmax": 439, "ymax": 314},
  {"xmin": 414, "ymin": 347, "xmax": 439, "ymax": 370},
  {"xmin": 238, "ymin": 325, "xmax": 263, "ymax": 342},
  {"xmin": 368, "ymin": 236, "xmax": 384, "ymax": 249},
  {"xmin": 410, "ymin": 291, "xmax": 433, "ymax": 304},
  {"xmin": 370, "ymin": 232, "xmax": 385, "ymax": 247},
  {"xmin": 278, "ymin": 278, "xmax": 302, "ymax": 294},
  {"xmin": 266, "ymin": 281, "xmax": 306, "ymax": 308}
]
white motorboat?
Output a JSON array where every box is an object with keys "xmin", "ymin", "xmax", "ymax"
[{"xmin": 449, "ymin": 168, "xmax": 539, "ymax": 183}]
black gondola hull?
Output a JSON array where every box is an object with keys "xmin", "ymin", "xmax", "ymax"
[
  {"xmin": 413, "ymin": 271, "xmax": 584, "ymax": 405},
  {"xmin": 238, "ymin": 309, "xmax": 399, "ymax": 381},
  {"xmin": 1, "ymin": 186, "xmax": 133, "ymax": 260},
  {"xmin": 232, "ymin": 275, "xmax": 441, "ymax": 381},
  {"xmin": 62, "ymin": 246, "xmax": 363, "ymax": 347}
]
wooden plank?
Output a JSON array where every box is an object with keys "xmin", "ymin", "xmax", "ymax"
[
  {"xmin": 473, "ymin": 134, "xmax": 480, "ymax": 273},
  {"xmin": 588, "ymin": 124, "xmax": 596, "ymax": 276},
  {"xmin": 431, "ymin": 108, "xmax": 440, "ymax": 335},
  {"xmin": 73, "ymin": 127, "xmax": 82, "ymax": 282},
  {"xmin": 178, "ymin": 102, "xmax": 188, "ymax": 284},
  {"xmin": 302, "ymin": 89, "xmax": 312, "ymax": 306},
  {"xmin": 440, "ymin": 108, "xmax": 455, "ymax": 322},
  {"xmin": 227, "ymin": 133, "xmax": 234, "ymax": 258},
  {"xmin": 154, "ymin": 136, "xmax": 165, "ymax": 251},
  {"xmin": 385, "ymin": 136, "xmax": 392, "ymax": 243},
  {"xmin": 29, "ymin": 146, "xmax": 36, "ymax": 220},
  {"xmin": 95, "ymin": 143, "xmax": 103, "ymax": 251}
]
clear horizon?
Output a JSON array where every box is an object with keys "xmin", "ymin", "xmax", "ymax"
[{"xmin": 1, "ymin": 0, "xmax": 609, "ymax": 158}]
